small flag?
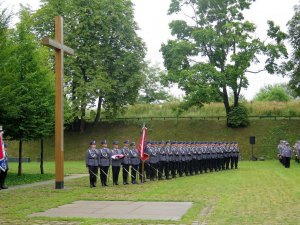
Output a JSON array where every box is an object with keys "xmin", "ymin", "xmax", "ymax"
[{"xmin": 138, "ymin": 126, "xmax": 149, "ymax": 161}]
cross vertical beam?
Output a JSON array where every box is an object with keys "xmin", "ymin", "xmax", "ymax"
[
  {"xmin": 55, "ymin": 16, "xmax": 64, "ymax": 189},
  {"xmin": 42, "ymin": 16, "xmax": 74, "ymax": 189}
]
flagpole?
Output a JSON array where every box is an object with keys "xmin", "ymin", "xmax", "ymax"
[{"xmin": 142, "ymin": 160, "xmax": 145, "ymax": 183}]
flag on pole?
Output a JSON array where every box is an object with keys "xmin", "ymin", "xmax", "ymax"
[
  {"xmin": 0, "ymin": 131, "xmax": 7, "ymax": 172},
  {"xmin": 138, "ymin": 126, "xmax": 149, "ymax": 161},
  {"xmin": 0, "ymin": 132, "xmax": 4, "ymax": 160}
]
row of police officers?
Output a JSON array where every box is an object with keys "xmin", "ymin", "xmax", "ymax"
[
  {"xmin": 85, "ymin": 140, "xmax": 240, "ymax": 187},
  {"xmin": 278, "ymin": 140, "xmax": 300, "ymax": 168}
]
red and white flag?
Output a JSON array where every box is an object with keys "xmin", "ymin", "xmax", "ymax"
[
  {"xmin": 0, "ymin": 132, "xmax": 4, "ymax": 160},
  {"xmin": 138, "ymin": 126, "xmax": 149, "ymax": 161},
  {"xmin": 111, "ymin": 154, "xmax": 125, "ymax": 160}
]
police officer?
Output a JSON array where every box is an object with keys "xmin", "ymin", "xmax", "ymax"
[
  {"xmin": 169, "ymin": 142, "xmax": 176, "ymax": 178},
  {"xmin": 85, "ymin": 140, "xmax": 99, "ymax": 188},
  {"xmin": 233, "ymin": 142, "xmax": 240, "ymax": 169},
  {"xmin": 122, "ymin": 140, "xmax": 131, "ymax": 185},
  {"xmin": 98, "ymin": 140, "xmax": 111, "ymax": 186},
  {"xmin": 129, "ymin": 142, "xmax": 140, "ymax": 184},
  {"xmin": 0, "ymin": 143, "xmax": 9, "ymax": 189},
  {"xmin": 294, "ymin": 141, "xmax": 300, "ymax": 163},
  {"xmin": 165, "ymin": 141, "xmax": 173, "ymax": 179},
  {"xmin": 158, "ymin": 141, "xmax": 168, "ymax": 180},
  {"xmin": 111, "ymin": 141, "xmax": 123, "ymax": 185},
  {"xmin": 278, "ymin": 140, "xmax": 285, "ymax": 165},
  {"xmin": 282, "ymin": 142, "xmax": 292, "ymax": 168}
]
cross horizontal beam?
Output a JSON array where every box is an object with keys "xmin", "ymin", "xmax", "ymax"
[{"xmin": 42, "ymin": 37, "xmax": 74, "ymax": 55}]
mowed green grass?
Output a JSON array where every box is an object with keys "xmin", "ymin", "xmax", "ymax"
[
  {"xmin": 1, "ymin": 161, "xmax": 300, "ymax": 224},
  {"xmin": 6, "ymin": 161, "xmax": 85, "ymax": 186}
]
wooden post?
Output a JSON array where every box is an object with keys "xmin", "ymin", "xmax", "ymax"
[{"xmin": 42, "ymin": 16, "xmax": 74, "ymax": 189}]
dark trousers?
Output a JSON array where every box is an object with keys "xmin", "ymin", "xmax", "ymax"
[
  {"xmin": 158, "ymin": 161, "xmax": 165, "ymax": 179},
  {"xmin": 145, "ymin": 161, "xmax": 150, "ymax": 179},
  {"xmin": 169, "ymin": 161, "xmax": 176, "ymax": 178},
  {"xmin": 230, "ymin": 157, "xmax": 235, "ymax": 169},
  {"xmin": 122, "ymin": 164, "xmax": 130, "ymax": 184},
  {"xmin": 193, "ymin": 159, "xmax": 198, "ymax": 174},
  {"xmin": 131, "ymin": 164, "xmax": 139, "ymax": 183},
  {"xmin": 139, "ymin": 162, "xmax": 144, "ymax": 182},
  {"xmin": 149, "ymin": 163, "xmax": 157, "ymax": 180},
  {"xmin": 233, "ymin": 156, "xmax": 238, "ymax": 169},
  {"xmin": 88, "ymin": 166, "xmax": 98, "ymax": 187},
  {"xmin": 225, "ymin": 157, "xmax": 230, "ymax": 169},
  {"xmin": 99, "ymin": 166, "xmax": 109, "ymax": 185},
  {"xmin": 164, "ymin": 161, "xmax": 170, "ymax": 179},
  {"xmin": 0, "ymin": 169, "xmax": 8, "ymax": 188},
  {"xmin": 112, "ymin": 166, "xmax": 120, "ymax": 184},
  {"xmin": 283, "ymin": 157, "xmax": 291, "ymax": 168}
]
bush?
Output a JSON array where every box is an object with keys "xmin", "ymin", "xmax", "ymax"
[{"xmin": 227, "ymin": 105, "xmax": 250, "ymax": 128}]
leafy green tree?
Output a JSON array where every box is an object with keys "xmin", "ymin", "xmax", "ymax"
[
  {"xmin": 33, "ymin": 0, "xmax": 145, "ymax": 131},
  {"xmin": 0, "ymin": 4, "xmax": 11, "ymax": 71},
  {"xmin": 138, "ymin": 64, "xmax": 171, "ymax": 103},
  {"xmin": 288, "ymin": 4, "xmax": 300, "ymax": 96},
  {"xmin": 253, "ymin": 84, "xmax": 294, "ymax": 102},
  {"xmin": 161, "ymin": 0, "xmax": 290, "ymax": 127},
  {"xmin": 0, "ymin": 7, "xmax": 54, "ymax": 175}
]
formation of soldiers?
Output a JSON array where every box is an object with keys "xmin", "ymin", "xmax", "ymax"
[
  {"xmin": 278, "ymin": 140, "xmax": 300, "ymax": 168},
  {"xmin": 86, "ymin": 140, "xmax": 240, "ymax": 188}
]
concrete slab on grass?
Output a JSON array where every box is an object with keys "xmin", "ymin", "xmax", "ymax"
[{"xmin": 31, "ymin": 200, "xmax": 193, "ymax": 221}]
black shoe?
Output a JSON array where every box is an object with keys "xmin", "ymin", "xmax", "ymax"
[
  {"xmin": 115, "ymin": 182, "xmax": 119, "ymax": 185},
  {"xmin": 90, "ymin": 184, "xmax": 93, "ymax": 188}
]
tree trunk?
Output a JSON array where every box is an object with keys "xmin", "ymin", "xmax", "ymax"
[
  {"xmin": 18, "ymin": 140, "xmax": 22, "ymax": 176},
  {"xmin": 222, "ymin": 86, "xmax": 231, "ymax": 127},
  {"xmin": 233, "ymin": 91, "xmax": 239, "ymax": 108},
  {"xmin": 40, "ymin": 138, "xmax": 44, "ymax": 175},
  {"xmin": 93, "ymin": 96, "xmax": 102, "ymax": 126},
  {"xmin": 80, "ymin": 104, "xmax": 86, "ymax": 133},
  {"xmin": 222, "ymin": 86, "xmax": 231, "ymax": 115}
]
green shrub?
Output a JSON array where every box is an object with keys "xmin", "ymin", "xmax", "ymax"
[{"xmin": 227, "ymin": 105, "xmax": 250, "ymax": 127}]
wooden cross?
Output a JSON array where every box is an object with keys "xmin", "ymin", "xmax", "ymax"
[{"xmin": 42, "ymin": 16, "xmax": 74, "ymax": 189}]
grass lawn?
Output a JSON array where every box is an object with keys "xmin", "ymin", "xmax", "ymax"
[
  {"xmin": 1, "ymin": 160, "xmax": 300, "ymax": 224},
  {"xmin": 6, "ymin": 161, "xmax": 86, "ymax": 186}
]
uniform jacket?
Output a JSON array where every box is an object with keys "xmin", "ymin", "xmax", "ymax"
[
  {"xmin": 111, "ymin": 148, "xmax": 123, "ymax": 166},
  {"xmin": 86, "ymin": 148, "xmax": 99, "ymax": 167},
  {"xmin": 98, "ymin": 147, "xmax": 111, "ymax": 166},
  {"xmin": 129, "ymin": 149, "xmax": 140, "ymax": 165},
  {"xmin": 122, "ymin": 147, "xmax": 131, "ymax": 165}
]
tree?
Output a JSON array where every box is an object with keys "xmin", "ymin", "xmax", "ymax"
[
  {"xmin": 0, "ymin": 4, "xmax": 11, "ymax": 72},
  {"xmin": 288, "ymin": 4, "xmax": 300, "ymax": 96},
  {"xmin": 161, "ymin": 0, "xmax": 289, "ymax": 127},
  {"xmin": 138, "ymin": 64, "xmax": 171, "ymax": 103},
  {"xmin": 33, "ymin": 0, "xmax": 146, "ymax": 131},
  {"xmin": 253, "ymin": 84, "xmax": 295, "ymax": 102},
  {"xmin": 0, "ymin": 7, "xmax": 54, "ymax": 175}
]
